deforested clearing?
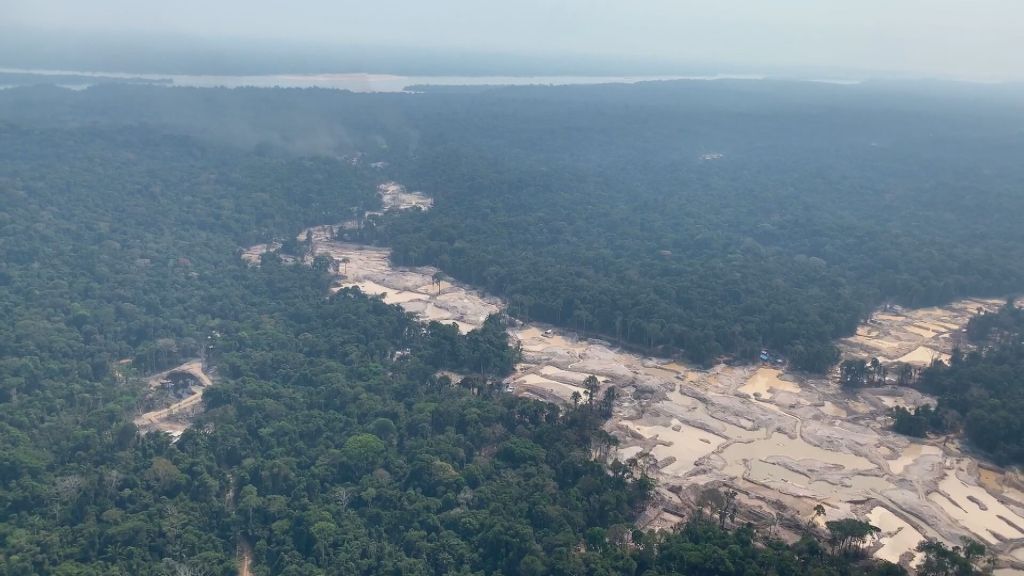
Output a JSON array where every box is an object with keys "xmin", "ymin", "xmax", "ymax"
[
  {"xmin": 133, "ymin": 360, "xmax": 214, "ymax": 438},
  {"xmin": 239, "ymin": 184, "xmax": 1024, "ymax": 570}
]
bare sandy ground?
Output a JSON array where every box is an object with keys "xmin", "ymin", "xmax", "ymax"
[
  {"xmin": 570, "ymin": 303, "xmax": 1024, "ymax": 571},
  {"xmin": 241, "ymin": 242, "xmax": 279, "ymax": 265},
  {"xmin": 376, "ymin": 181, "xmax": 433, "ymax": 212},
  {"xmin": 316, "ymin": 241, "xmax": 501, "ymax": 332},
  {"xmin": 237, "ymin": 539, "xmax": 254, "ymax": 576},
  {"xmin": 133, "ymin": 360, "xmax": 212, "ymax": 438},
  {"xmin": 839, "ymin": 300, "xmax": 1005, "ymax": 365},
  {"xmin": 238, "ymin": 182, "xmax": 1024, "ymax": 571},
  {"xmin": 285, "ymin": 236, "xmax": 1024, "ymax": 568}
]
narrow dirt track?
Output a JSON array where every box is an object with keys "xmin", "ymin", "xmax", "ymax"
[{"xmin": 237, "ymin": 539, "xmax": 253, "ymax": 576}]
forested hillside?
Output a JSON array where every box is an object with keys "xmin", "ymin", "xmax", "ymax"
[
  {"xmin": 4, "ymin": 82, "xmax": 1023, "ymax": 371},
  {"xmin": 0, "ymin": 81, "xmax": 1018, "ymax": 574},
  {"xmin": 0, "ymin": 125, "xmax": 361, "ymax": 571},
  {"xmin": 383, "ymin": 82, "xmax": 1024, "ymax": 369},
  {"xmin": 0, "ymin": 119, "xmax": 930, "ymax": 576}
]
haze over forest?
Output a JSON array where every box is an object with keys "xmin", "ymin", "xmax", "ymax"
[
  {"xmin": 3, "ymin": 3, "xmax": 1024, "ymax": 576},
  {"xmin": 4, "ymin": 0, "xmax": 1024, "ymax": 80}
]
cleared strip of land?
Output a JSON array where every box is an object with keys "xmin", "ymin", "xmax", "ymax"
[{"xmin": 235, "ymin": 182, "xmax": 1024, "ymax": 571}]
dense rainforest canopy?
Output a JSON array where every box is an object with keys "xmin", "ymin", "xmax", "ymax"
[
  {"xmin": 0, "ymin": 79, "xmax": 1017, "ymax": 574},
  {"xmin": 4, "ymin": 81, "xmax": 1024, "ymax": 369}
]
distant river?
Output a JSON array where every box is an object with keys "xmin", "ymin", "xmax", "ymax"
[{"xmin": 0, "ymin": 67, "xmax": 766, "ymax": 92}]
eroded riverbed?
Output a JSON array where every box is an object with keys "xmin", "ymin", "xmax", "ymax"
[{"xmin": 238, "ymin": 181, "xmax": 1024, "ymax": 571}]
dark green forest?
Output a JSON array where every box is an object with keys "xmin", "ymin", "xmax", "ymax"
[{"xmin": 0, "ymin": 80, "xmax": 1018, "ymax": 574}]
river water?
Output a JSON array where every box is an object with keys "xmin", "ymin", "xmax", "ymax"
[{"xmin": 0, "ymin": 67, "xmax": 765, "ymax": 92}]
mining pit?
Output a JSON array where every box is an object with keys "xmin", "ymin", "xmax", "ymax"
[{"xmin": 237, "ymin": 181, "xmax": 1024, "ymax": 572}]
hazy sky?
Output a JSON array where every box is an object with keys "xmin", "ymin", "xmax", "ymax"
[{"xmin": 6, "ymin": 0, "xmax": 1023, "ymax": 80}]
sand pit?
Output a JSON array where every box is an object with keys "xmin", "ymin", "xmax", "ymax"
[
  {"xmin": 618, "ymin": 445, "xmax": 646, "ymax": 461},
  {"xmin": 904, "ymin": 325, "xmax": 940, "ymax": 339},
  {"xmin": 378, "ymin": 181, "xmax": 433, "ymax": 211},
  {"xmin": 929, "ymin": 462, "xmax": 1024, "ymax": 544},
  {"xmin": 516, "ymin": 326, "xmax": 589, "ymax": 355},
  {"xmin": 820, "ymin": 401, "xmax": 848, "ymax": 418},
  {"xmin": 345, "ymin": 281, "xmax": 430, "ymax": 305},
  {"xmin": 975, "ymin": 468, "xmax": 1024, "ymax": 509},
  {"xmin": 662, "ymin": 362, "xmax": 689, "ymax": 372},
  {"xmin": 626, "ymin": 420, "xmax": 726, "ymax": 476},
  {"xmin": 846, "ymin": 335, "xmax": 904, "ymax": 351},
  {"xmin": 869, "ymin": 506, "xmax": 925, "ymax": 566},
  {"xmin": 980, "ymin": 468, "xmax": 1006, "ymax": 494},
  {"xmin": 606, "ymin": 301, "xmax": 1021, "ymax": 564},
  {"xmin": 840, "ymin": 300, "xmax": 1002, "ymax": 368},
  {"xmin": 514, "ymin": 373, "xmax": 586, "ymax": 402},
  {"xmin": 239, "ymin": 217, "xmax": 501, "ymax": 336},
  {"xmin": 876, "ymin": 392, "xmax": 937, "ymax": 413},
  {"xmin": 298, "ymin": 232, "xmax": 1020, "ymax": 565},
  {"xmin": 641, "ymin": 366, "xmax": 684, "ymax": 382},
  {"xmin": 896, "ymin": 346, "xmax": 950, "ymax": 367},
  {"xmin": 241, "ymin": 242, "xmax": 280, "ymax": 265},
  {"xmin": 720, "ymin": 432, "xmax": 876, "ymax": 481},
  {"xmin": 889, "ymin": 444, "xmax": 942, "ymax": 475},
  {"xmin": 539, "ymin": 365, "xmax": 591, "ymax": 385},
  {"xmin": 312, "ymin": 242, "xmax": 501, "ymax": 333},
  {"xmin": 739, "ymin": 368, "xmax": 799, "ymax": 400}
]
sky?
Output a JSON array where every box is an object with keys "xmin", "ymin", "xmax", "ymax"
[{"xmin": 4, "ymin": 0, "xmax": 1023, "ymax": 81}]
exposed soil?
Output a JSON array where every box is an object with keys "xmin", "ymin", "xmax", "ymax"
[
  {"xmin": 377, "ymin": 181, "xmax": 433, "ymax": 211},
  {"xmin": 238, "ymin": 538, "xmax": 254, "ymax": 576},
  {"xmin": 133, "ymin": 360, "xmax": 213, "ymax": 438},
  {"xmin": 839, "ymin": 300, "xmax": 1004, "ymax": 364},
  {"xmin": 869, "ymin": 506, "xmax": 925, "ymax": 567},
  {"xmin": 315, "ymin": 241, "xmax": 501, "ymax": 332},
  {"xmin": 239, "ymin": 183, "xmax": 1024, "ymax": 571}
]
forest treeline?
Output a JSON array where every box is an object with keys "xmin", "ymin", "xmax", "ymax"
[{"xmin": 0, "ymin": 124, "xmax": 647, "ymax": 574}]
